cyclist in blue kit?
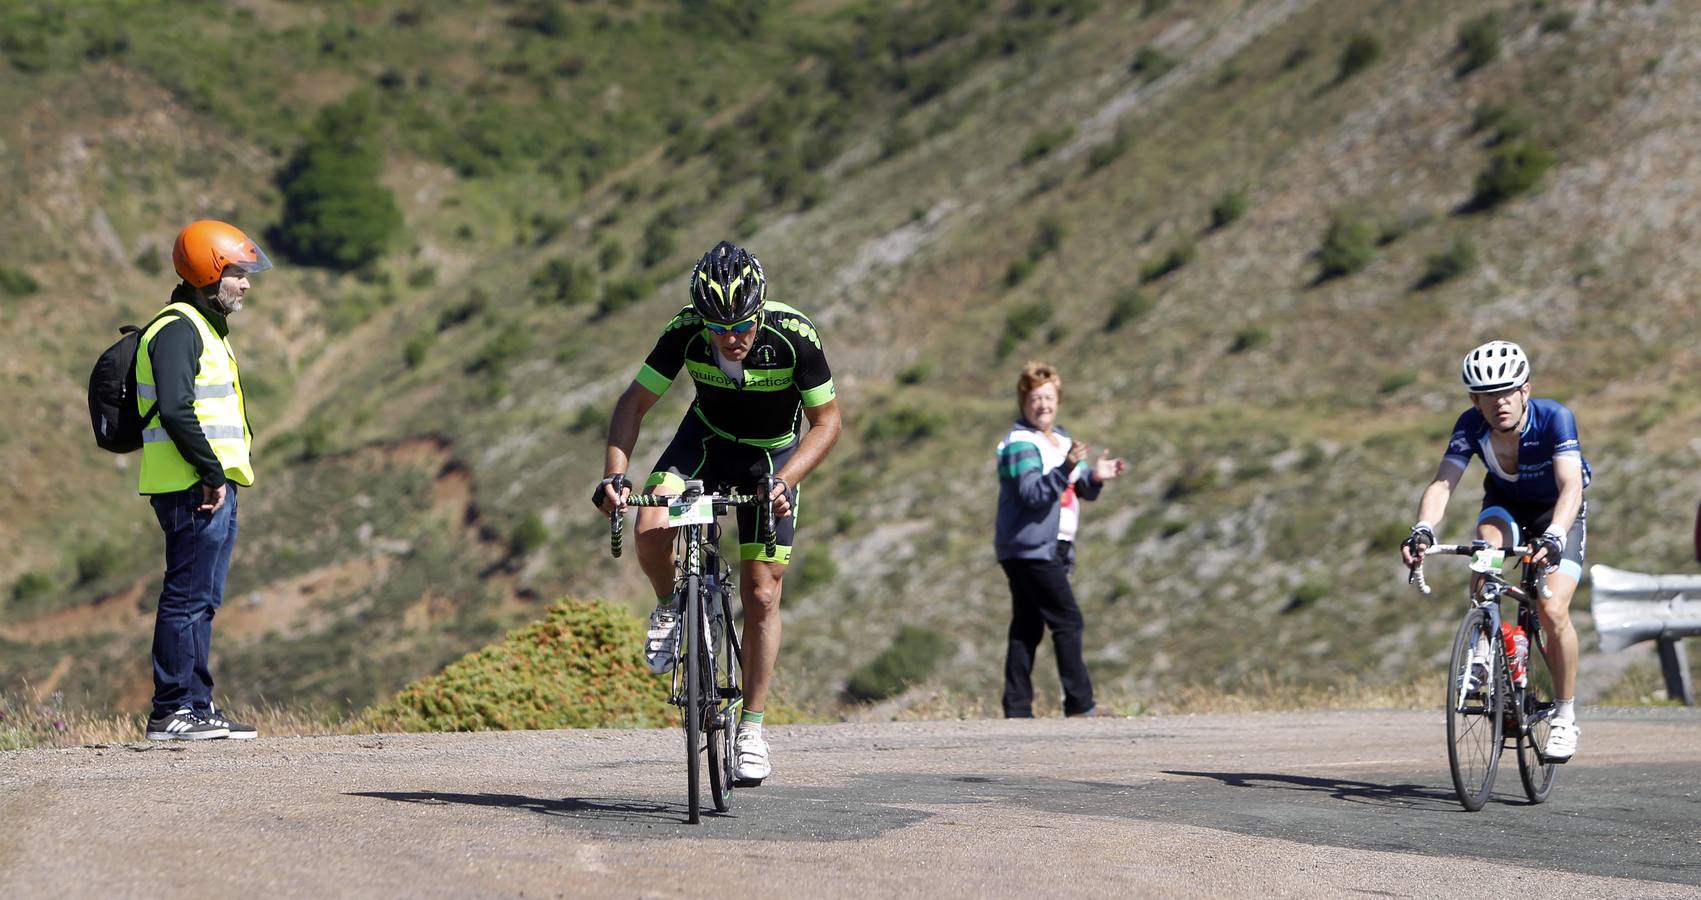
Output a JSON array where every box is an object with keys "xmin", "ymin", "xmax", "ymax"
[{"xmin": 1401, "ymin": 340, "xmax": 1590, "ymax": 761}]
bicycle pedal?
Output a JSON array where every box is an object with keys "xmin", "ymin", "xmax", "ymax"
[{"xmin": 731, "ymin": 777, "xmax": 764, "ymax": 788}]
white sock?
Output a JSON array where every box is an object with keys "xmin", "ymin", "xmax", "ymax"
[
  {"xmin": 739, "ymin": 721, "xmax": 763, "ymax": 737},
  {"xmin": 1555, "ymin": 698, "xmax": 1575, "ymax": 722}
]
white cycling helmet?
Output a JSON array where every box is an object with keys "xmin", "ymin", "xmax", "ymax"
[{"xmin": 1460, "ymin": 340, "xmax": 1530, "ymax": 393}]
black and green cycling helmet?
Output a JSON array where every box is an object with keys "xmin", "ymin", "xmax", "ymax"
[{"xmin": 689, "ymin": 240, "xmax": 766, "ymax": 324}]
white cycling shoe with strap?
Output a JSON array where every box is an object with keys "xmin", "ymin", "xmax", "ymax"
[
  {"xmin": 1544, "ymin": 719, "xmax": 1579, "ymax": 763},
  {"xmin": 734, "ymin": 727, "xmax": 771, "ymax": 785}
]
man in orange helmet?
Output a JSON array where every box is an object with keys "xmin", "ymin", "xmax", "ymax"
[{"xmin": 137, "ymin": 220, "xmax": 271, "ymax": 741}]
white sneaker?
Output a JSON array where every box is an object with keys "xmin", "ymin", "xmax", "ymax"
[
  {"xmin": 734, "ymin": 727, "xmax": 770, "ymax": 785},
  {"xmin": 1545, "ymin": 719, "xmax": 1579, "ymax": 762},
  {"xmin": 645, "ymin": 605, "xmax": 680, "ymax": 674}
]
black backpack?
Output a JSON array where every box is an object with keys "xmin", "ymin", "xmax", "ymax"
[{"xmin": 88, "ymin": 316, "xmax": 167, "ymax": 453}]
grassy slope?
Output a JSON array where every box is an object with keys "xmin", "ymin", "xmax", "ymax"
[{"xmin": 1, "ymin": 0, "xmax": 1698, "ymax": 715}]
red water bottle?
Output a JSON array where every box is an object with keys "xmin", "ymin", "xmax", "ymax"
[{"xmin": 1501, "ymin": 622, "xmax": 1528, "ymax": 687}]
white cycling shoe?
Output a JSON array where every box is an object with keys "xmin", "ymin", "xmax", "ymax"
[
  {"xmin": 734, "ymin": 727, "xmax": 771, "ymax": 785},
  {"xmin": 1544, "ymin": 719, "xmax": 1579, "ymax": 763},
  {"xmin": 645, "ymin": 605, "xmax": 680, "ymax": 674}
]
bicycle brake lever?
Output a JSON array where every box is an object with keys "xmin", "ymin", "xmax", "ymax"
[
  {"xmin": 1408, "ymin": 562, "xmax": 1431, "ymax": 595},
  {"xmin": 609, "ymin": 508, "xmax": 624, "ymax": 559}
]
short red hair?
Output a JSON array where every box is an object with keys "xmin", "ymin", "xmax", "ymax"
[{"xmin": 1017, "ymin": 361, "xmax": 1062, "ymax": 406}]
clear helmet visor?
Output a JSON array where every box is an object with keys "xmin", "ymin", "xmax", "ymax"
[{"xmin": 222, "ymin": 241, "xmax": 273, "ymax": 279}]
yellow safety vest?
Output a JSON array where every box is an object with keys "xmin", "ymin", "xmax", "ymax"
[{"xmin": 134, "ymin": 302, "xmax": 254, "ymax": 494}]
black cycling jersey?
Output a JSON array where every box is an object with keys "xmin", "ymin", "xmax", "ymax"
[{"xmin": 634, "ymin": 302, "xmax": 835, "ymax": 449}]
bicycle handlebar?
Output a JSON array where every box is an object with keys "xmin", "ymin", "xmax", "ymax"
[
  {"xmin": 607, "ymin": 489, "xmax": 778, "ymax": 559},
  {"xmin": 1406, "ymin": 542, "xmax": 1550, "ymax": 598}
]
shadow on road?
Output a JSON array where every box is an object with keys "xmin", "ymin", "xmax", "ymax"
[
  {"xmin": 347, "ymin": 791, "xmax": 690, "ymax": 825},
  {"xmin": 1161, "ymin": 770, "xmax": 1465, "ymax": 810}
]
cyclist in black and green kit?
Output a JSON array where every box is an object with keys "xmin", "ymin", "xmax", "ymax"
[{"xmin": 595, "ymin": 240, "xmax": 841, "ymax": 785}]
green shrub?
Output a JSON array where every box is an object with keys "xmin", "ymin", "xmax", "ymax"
[
  {"xmin": 1282, "ymin": 581, "xmax": 1327, "ymax": 615},
  {"xmin": 1376, "ymin": 209, "xmax": 1434, "ymax": 246},
  {"xmin": 1210, "ymin": 189, "xmax": 1248, "ymax": 230},
  {"xmin": 1004, "ymin": 258, "xmax": 1036, "ymax": 288},
  {"xmin": 1021, "ymin": 126, "xmax": 1074, "ymax": 165},
  {"xmin": 8, "ymin": 571, "xmax": 53, "ymax": 606},
  {"xmin": 467, "ymin": 324, "xmax": 532, "ymax": 376},
  {"xmin": 1282, "ymin": 43, "xmax": 1314, "ymax": 72},
  {"xmin": 276, "ymin": 93, "xmax": 403, "ymax": 271},
  {"xmin": 510, "ymin": 514, "xmax": 549, "ymax": 557},
  {"xmin": 789, "ymin": 550, "xmax": 839, "ymax": 596},
  {"xmin": 1086, "ymin": 128, "xmax": 1132, "ymax": 172},
  {"xmin": 1541, "ymin": 11, "xmax": 1575, "ymax": 34},
  {"xmin": 597, "ymin": 277, "xmax": 647, "ymax": 317},
  {"xmin": 1104, "ymin": 287, "xmax": 1154, "ymax": 332},
  {"xmin": 74, "ymin": 543, "xmax": 118, "ymax": 585},
  {"xmin": 863, "ymin": 406, "xmax": 949, "ymax": 447},
  {"xmin": 1164, "ymin": 464, "xmax": 1218, "ymax": 500},
  {"xmin": 0, "ymin": 266, "xmax": 38, "ymax": 296},
  {"xmin": 1470, "ymin": 103, "xmax": 1531, "ymax": 146},
  {"xmin": 133, "ymin": 247, "xmax": 163, "ymax": 275},
  {"xmin": 1139, "ymin": 242, "xmax": 1195, "ymax": 283},
  {"xmin": 844, "ymin": 626, "xmax": 955, "ymax": 702},
  {"xmin": 531, "ymin": 257, "xmax": 595, "ymax": 305},
  {"xmin": 1316, "ymin": 213, "xmax": 1376, "ymax": 281},
  {"xmin": 437, "ymin": 290, "xmax": 488, "ymax": 332},
  {"xmin": 1456, "ymin": 14, "xmax": 1500, "ymax": 76},
  {"xmin": 597, "ymin": 240, "xmax": 625, "ymax": 272},
  {"xmin": 361, "ymin": 598, "xmax": 673, "ymax": 731},
  {"xmin": 897, "ymin": 361, "xmax": 934, "ymax": 385},
  {"xmin": 1033, "ymin": 215, "xmax": 1066, "ymax": 259},
  {"xmin": 1417, "ymin": 237, "xmax": 1478, "ymax": 289},
  {"xmin": 1336, "ymin": 32, "xmax": 1382, "ymax": 82},
  {"xmin": 407, "ymin": 266, "xmax": 436, "ymax": 289},
  {"xmin": 403, "ymin": 333, "xmax": 433, "ymax": 369},
  {"xmin": 1377, "ymin": 371, "xmax": 1417, "ymax": 394},
  {"xmin": 1229, "ymin": 325, "xmax": 1269, "ymax": 353},
  {"xmin": 1130, "ymin": 45, "xmax": 1175, "ymax": 81},
  {"xmin": 639, "ymin": 225, "xmax": 678, "ymax": 269},
  {"xmin": 1470, "ymin": 139, "xmax": 1555, "ymax": 208},
  {"xmin": 996, "ymin": 302, "xmax": 1053, "ymax": 358}
]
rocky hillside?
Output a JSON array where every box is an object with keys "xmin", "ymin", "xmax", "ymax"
[{"xmin": 2, "ymin": 0, "xmax": 1698, "ymax": 717}]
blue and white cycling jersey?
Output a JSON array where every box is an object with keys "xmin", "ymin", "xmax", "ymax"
[{"xmin": 1440, "ymin": 398, "xmax": 1591, "ymax": 511}]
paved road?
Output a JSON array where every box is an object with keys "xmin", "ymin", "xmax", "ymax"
[{"xmin": 2, "ymin": 709, "xmax": 1698, "ymax": 897}]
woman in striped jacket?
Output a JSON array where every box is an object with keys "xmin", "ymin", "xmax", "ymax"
[{"xmin": 993, "ymin": 362, "xmax": 1126, "ymax": 718}]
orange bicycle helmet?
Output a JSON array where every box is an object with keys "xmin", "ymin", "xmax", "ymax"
[{"xmin": 171, "ymin": 220, "xmax": 273, "ymax": 288}]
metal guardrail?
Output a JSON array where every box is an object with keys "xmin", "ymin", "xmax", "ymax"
[{"xmin": 1589, "ymin": 564, "xmax": 1701, "ymax": 705}]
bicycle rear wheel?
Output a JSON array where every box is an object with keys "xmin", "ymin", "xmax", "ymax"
[
  {"xmin": 1516, "ymin": 612, "xmax": 1558, "ymax": 803},
  {"xmin": 682, "ymin": 572, "xmax": 703, "ymax": 825},
  {"xmin": 1446, "ymin": 607, "xmax": 1504, "ymax": 812}
]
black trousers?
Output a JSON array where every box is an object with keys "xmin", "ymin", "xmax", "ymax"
[{"xmin": 1000, "ymin": 541, "xmax": 1094, "ymax": 717}]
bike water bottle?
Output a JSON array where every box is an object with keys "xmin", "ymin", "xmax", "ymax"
[{"xmin": 1501, "ymin": 622, "xmax": 1528, "ymax": 687}]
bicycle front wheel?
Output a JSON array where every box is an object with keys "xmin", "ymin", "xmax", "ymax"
[
  {"xmin": 1516, "ymin": 614, "xmax": 1558, "ymax": 803},
  {"xmin": 1446, "ymin": 607, "xmax": 1504, "ymax": 812},
  {"xmin": 705, "ymin": 581, "xmax": 737, "ymax": 813},
  {"xmin": 683, "ymin": 572, "xmax": 703, "ymax": 825}
]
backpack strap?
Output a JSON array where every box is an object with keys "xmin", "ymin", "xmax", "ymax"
[{"xmin": 132, "ymin": 306, "xmax": 188, "ymax": 430}]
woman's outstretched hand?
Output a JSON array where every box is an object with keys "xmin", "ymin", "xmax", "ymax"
[{"xmin": 1092, "ymin": 450, "xmax": 1126, "ymax": 483}]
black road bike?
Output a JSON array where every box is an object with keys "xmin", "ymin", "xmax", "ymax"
[
  {"xmin": 1410, "ymin": 542, "xmax": 1560, "ymax": 811},
  {"xmin": 610, "ymin": 480, "xmax": 775, "ymax": 824}
]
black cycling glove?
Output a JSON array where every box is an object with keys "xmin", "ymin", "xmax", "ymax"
[{"xmin": 591, "ymin": 473, "xmax": 631, "ymax": 509}]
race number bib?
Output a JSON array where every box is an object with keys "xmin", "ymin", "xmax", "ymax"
[
  {"xmin": 1468, "ymin": 548, "xmax": 1506, "ymax": 574},
  {"xmin": 668, "ymin": 496, "xmax": 714, "ymax": 527}
]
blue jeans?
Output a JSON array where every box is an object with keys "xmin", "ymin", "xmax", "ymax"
[{"xmin": 149, "ymin": 485, "xmax": 238, "ymax": 719}]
